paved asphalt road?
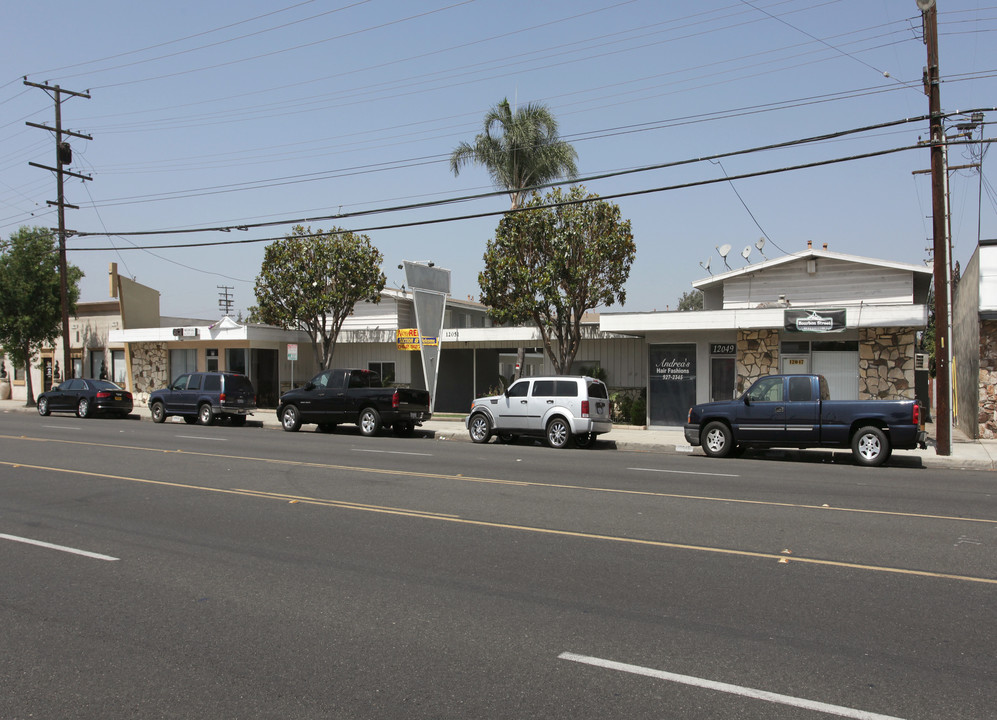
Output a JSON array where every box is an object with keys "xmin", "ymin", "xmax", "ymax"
[{"xmin": 1, "ymin": 412, "xmax": 994, "ymax": 719}]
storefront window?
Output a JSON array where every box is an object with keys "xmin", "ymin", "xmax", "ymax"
[
  {"xmin": 368, "ymin": 361, "xmax": 395, "ymax": 385},
  {"xmin": 169, "ymin": 348, "xmax": 197, "ymax": 383}
]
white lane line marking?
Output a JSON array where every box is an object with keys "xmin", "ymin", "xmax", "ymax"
[
  {"xmin": 176, "ymin": 435, "xmax": 227, "ymax": 441},
  {"xmin": 0, "ymin": 533, "xmax": 119, "ymax": 562},
  {"xmin": 42, "ymin": 424, "xmax": 82, "ymax": 430},
  {"xmin": 629, "ymin": 467, "xmax": 740, "ymax": 478},
  {"xmin": 558, "ymin": 653, "xmax": 905, "ymax": 720},
  {"xmin": 352, "ymin": 448, "xmax": 433, "ymax": 457}
]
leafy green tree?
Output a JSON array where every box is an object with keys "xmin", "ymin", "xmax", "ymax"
[
  {"xmin": 450, "ymin": 98, "xmax": 578, "ymax": 210},
  {"xmin": 677, "ymin": 289, "xmax": 703, "ymax": 311},
  {"xmin": 479, "ymin": 186, "xmax": 635, "ymax": 374},
  {"xmin": 254, "ymin": 225, "xmax": 386, "ymax": 370},
  {"xmin": 0, "ymin": 227, "xmax": 83, "ymax": 405}
]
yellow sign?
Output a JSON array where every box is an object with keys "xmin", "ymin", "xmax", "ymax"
[{"xmin": 396, "ymin": 329, "xmax": 438, "ymax": 351}]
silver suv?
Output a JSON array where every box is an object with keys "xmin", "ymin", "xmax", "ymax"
[{"xmin": 465, "ymin": 375, "xmax": 612, "ymax": 449}]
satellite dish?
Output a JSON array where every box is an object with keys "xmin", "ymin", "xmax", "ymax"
[
  {"xmin": 755, "ymin": 236, "xmax": 767, "ymax": 254},
  {"xmin": 916, "ymin": 0, "xmax": 935, "ymax": 11},
  {"xmin": 741, "ymin": 246, "xmax": 752, "ymax": 263},
  {"xmin": 717, "ymin": 244, "xmax": 732, "ymax": 270},
  {"xmin": 699, "ymin": 257, "xmax": 712, "ymax": 275}
]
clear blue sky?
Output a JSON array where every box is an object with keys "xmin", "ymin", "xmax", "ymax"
[{"xmin": 2, "ymin": 1, "xmax": 994, "ymax": 319}]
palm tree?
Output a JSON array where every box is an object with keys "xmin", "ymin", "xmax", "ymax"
[{"xmin": 450, "ymin": 98, "xmax": 578, "ymax": 210}]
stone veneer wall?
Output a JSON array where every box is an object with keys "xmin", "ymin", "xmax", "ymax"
[
  {"xmin": 736, "ymin": 329, "xmax": 779, "ymax": 394},
  {"xmin": 977, "ymin": 319, "xmax": 997, "ymax": 438},
  {"xmin": 858, "ymin": 327, "xmax": 916, "ymax": 400},
  {"xmin": 128, "ymin": 342, "xmax": 168, "ymax": 406}
]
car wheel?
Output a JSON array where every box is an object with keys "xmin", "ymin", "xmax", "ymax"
[
  {"xmin": 852, "ymin": 426, "xmax": 889, "ymax": 467},
  {"xmin": 393, "ymin": 421, "xmax": 415, "ymax": 437},
  {"xmin": 546, "ymin": 417, "xmax": 571, "ymax": 449},
  {"xmin": 197, "ymin": 403, "xmax": 215, "ymax": 426},
  {"xmin": 183, "ymin": 416, "xmax": 198, "ymax": 424},
  {"xmin": 37, "ymin": 397, "xmax": 50, "ymax": 416},
  {"xmin": 76, "ymin": 398, "xmax": 90, "ymax": 418},
  {"xmin": 150, "ymin": 402, "xmax": 166, "ymax": 423},
  {"xmin": 701, "ymin": 421, "xmax": 734, "ymax": 458},
  {"xmin": 229, "ymin": 415, "xmax": 247, "ymax": 426},
  {"xmin": 358, "ymin": 407, "xmax": 382, "ymax": 436},
  {"xmin": 281, "ymin": 405, "xmax": 301, "ymax": 432},
  {"xmin": 468, "ymin": 413, "xmax": 492, "ymax": 443},
  {"xmin": 574, "ymin": 432, "xmax": 595, "ymax": 449}
]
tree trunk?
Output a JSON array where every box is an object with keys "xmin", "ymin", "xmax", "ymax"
[
  {"xmin": 513, "ymin": 346, "xmax": 525, "ymax": 381},
  {"xmin": 23, "ymin": 342, "xmax": 35, "ymax": 406}
]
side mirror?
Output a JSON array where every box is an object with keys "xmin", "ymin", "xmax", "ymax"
[
  {"xmin": 743, "ymin": 395, "xmax": 751, "ymax": 406},
  {"xmin": 304, "ymin": 381, "xmax": 315, "ymax": 391}
]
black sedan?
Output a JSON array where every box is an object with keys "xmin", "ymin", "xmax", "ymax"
[{"xmin": 37, "ymin": 378, "xmax": 134, "ymax": 418}]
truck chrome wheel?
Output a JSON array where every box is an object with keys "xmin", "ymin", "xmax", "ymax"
[
  {"xmin": 852, "ymin": 426, "xmax": 889, "ymax": 466},
  {"xmin": 468, "ymin": 414, "xmax": 491, "ymax": 443},
  {"xmin": 702, "ymin": 421, "xmax": 733, "ymax": 458},
  {"xmin": 546, "ymin": 418, "xmax": 570, "ymax": 449}
]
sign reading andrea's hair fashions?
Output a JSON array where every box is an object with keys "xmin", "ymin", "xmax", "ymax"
[
  {"xmin": 784, "ymin": 308, "xmax": 846, "ymax": 333},
  {"xmin": 648, "ymin": 344, "xmax": 696, "ymax": 426}
]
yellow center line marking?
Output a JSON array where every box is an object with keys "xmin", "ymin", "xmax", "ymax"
[
  {"xmin": 2, "ymin": 433, "xmax": 995, "ymax": 526},
  {"xmin": 2, "ymin": 459, "xmax": 996, "ymax": 586}
]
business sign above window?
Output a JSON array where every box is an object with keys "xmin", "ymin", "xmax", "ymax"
[{"xmin": 784, "ymin": 309, "xmax": 846, "ymax": 333}]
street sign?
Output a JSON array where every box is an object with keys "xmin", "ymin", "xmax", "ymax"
[{"xmin": 287, "ymin": 343, "xmax": 298, "ymax": 361}]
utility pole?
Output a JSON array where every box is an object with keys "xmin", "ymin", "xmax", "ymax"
[
  {"xmin": 916, "ymin": 1, "xmax": 950, "ymax": 455},
  {"xmin": 218, "ymin": 286, "xmax": 234, "ymax": 316},
  {"xmin": 24, "ymin": 79, "xmax": 92, "ymax": 380}
]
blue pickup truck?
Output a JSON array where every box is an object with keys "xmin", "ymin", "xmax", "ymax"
[{"xmin": 684, "ymin": 374, "xmax": 927, "ymax": 466}]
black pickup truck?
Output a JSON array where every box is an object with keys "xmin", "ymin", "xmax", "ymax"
[
  {"xmin": 276, "ymin": 368, "xmax": 431, "ymax": 436},
  {"xmin": 684, "ymin": 373, "xmax": 926, "ymax": 466}
]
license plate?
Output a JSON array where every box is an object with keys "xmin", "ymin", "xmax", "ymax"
[{"xmin": 114, "ymin": 394, "xmax": 122, "ymax": 400}]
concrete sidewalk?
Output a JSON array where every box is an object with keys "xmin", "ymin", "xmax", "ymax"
[{"xmin": 2, "ymin": 397, "xmax": 995, "ymax": 471}]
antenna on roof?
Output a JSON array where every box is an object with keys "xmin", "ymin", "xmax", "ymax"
[
  {"xmin": 741, "ymin": 246, "xmax": 752, "ymax": 263},
  {"xmin": 699, "ymin": 257, "xmax": 712, "ymax": 275},
  {"xmin": 755, "ymin": 236, "xmax": 767, "ymax": 259},
  {"xmin": 716, "ymin": 244, "xmax": 732, "ymax": 270}
]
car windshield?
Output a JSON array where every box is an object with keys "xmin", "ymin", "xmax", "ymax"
[
  {"xmin": 91, "ymin": 380, "xmax": 123, "ymax": 391},
  {"xmin": 225, "ymin": 375, "xmax": 254, "ymax": 394}
]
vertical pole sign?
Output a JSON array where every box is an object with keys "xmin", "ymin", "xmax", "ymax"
[
  {"xmin": 402, "ymin": 261, "xmax": 450, "ymax": 413},
  {"xmin": 287, "ymin": 343, "xmax": 297, "ymax": 388}
]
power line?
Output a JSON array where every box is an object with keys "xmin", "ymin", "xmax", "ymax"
[{"xmin": 67, "ymin": 136, "xmax": 996, "ymax": 252}]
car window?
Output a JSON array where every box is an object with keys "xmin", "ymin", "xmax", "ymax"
[
  {"xmin": 188, "ymin": 374, "xmax": 202, "ymax": 390},
  {"xmin": 554, "ymin": 380, "xmax": 578, "ymax": 397},
  {"xmin": 819, "ymin": 376, "xmax": 831, "ymax": 401},
  {"xmin": 587, "ymin": 381, "xmax": 609, "ymax": 399},
  {"xmin": 348, "ymin": 371, "xmax": 366, "ymax": 389},
  {"xmin": 203, "ymin": 375, "xmax": 221, "ymax": 392},
  {"xmin": 172, "ymin": 375, "xmax": 189, "ymax": 390},
  {"xmin": 313, "ymin": 371, "xmax": 332, "ymax": 388},
  {"xmin": 92, "ymin": 380, "xmax": 121, "ymax": 391},
  {"xmin": 532, "ymin": 380, "xmax": 555, "ymax": 397},
  {"xmin": 788, "ymin": 376, "xmax": 812, "ymax": 402},
  {"xmin": 225, "ymin": 375, "xmax": 254, "ymax": 394},
  {"xmin": 507, "ymin": 381, "xmax": 529, "ymax": 398},
  {"xmin": 747, "ymin": 376, "xmax": 783, "ymax": 402}
]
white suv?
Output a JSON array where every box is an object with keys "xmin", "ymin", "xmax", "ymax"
[{"xmin": 465, "ymin": 376, "xmax": 612, "ymax": 449}]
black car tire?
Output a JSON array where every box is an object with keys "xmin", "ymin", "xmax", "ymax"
[
  {"xmin": 852, "ymin": 425, "xmax": 889, "ymax": 467},
  {"xmin": 197, "ymin": 403, "xmax": 215, "ymax": 426},
  {"xmin": 701, "ymin": 421, "xmax": 734, "ymax": 458},
  {"xmin": 183, "ymin": 416, "xmax": 198, "ymax": 424},
  {"xmin": 546, "ymin": 417, "xmax": 571, "ymax": 449},
  {"xmin": 37, "ymin": 397, "xmax": 50, "ymax": 416},
  {"xmin": 150, "ymin": 402, "xmax": 166, "ymax": 423},
  {"xmin": 229, "ymin": 415, "xmax": 247, "ymax": 426},
  {"xmin": 77, "ymin": 398, "xmax": 90, "ymax": 418},
  {"xmin": 574, "ymin": 432, "xmax": 595, "ymax": 449},
  {"xmin": 281, "ymin": 405, "xmax": 301, "ymax": 432},
  {"xmin": 468, "ymin": 413, "xmax": 492, "ymax": 443},
  {"xmin": 358, "ymin": 407, "xmax": 381, "ymax": 436}
]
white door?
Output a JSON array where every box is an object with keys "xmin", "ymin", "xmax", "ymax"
[{"xmin": 813, "ymin": 351, "xmax": 859, "ymax": 400}]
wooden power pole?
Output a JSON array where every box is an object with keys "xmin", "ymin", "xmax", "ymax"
[
  {"xmin": 24, "ymin": 80, "xmax": 92, "ymax": 380},
  {"xmin": 918, "ymin": 0, "xmax": 950, "ymax": 455}
]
